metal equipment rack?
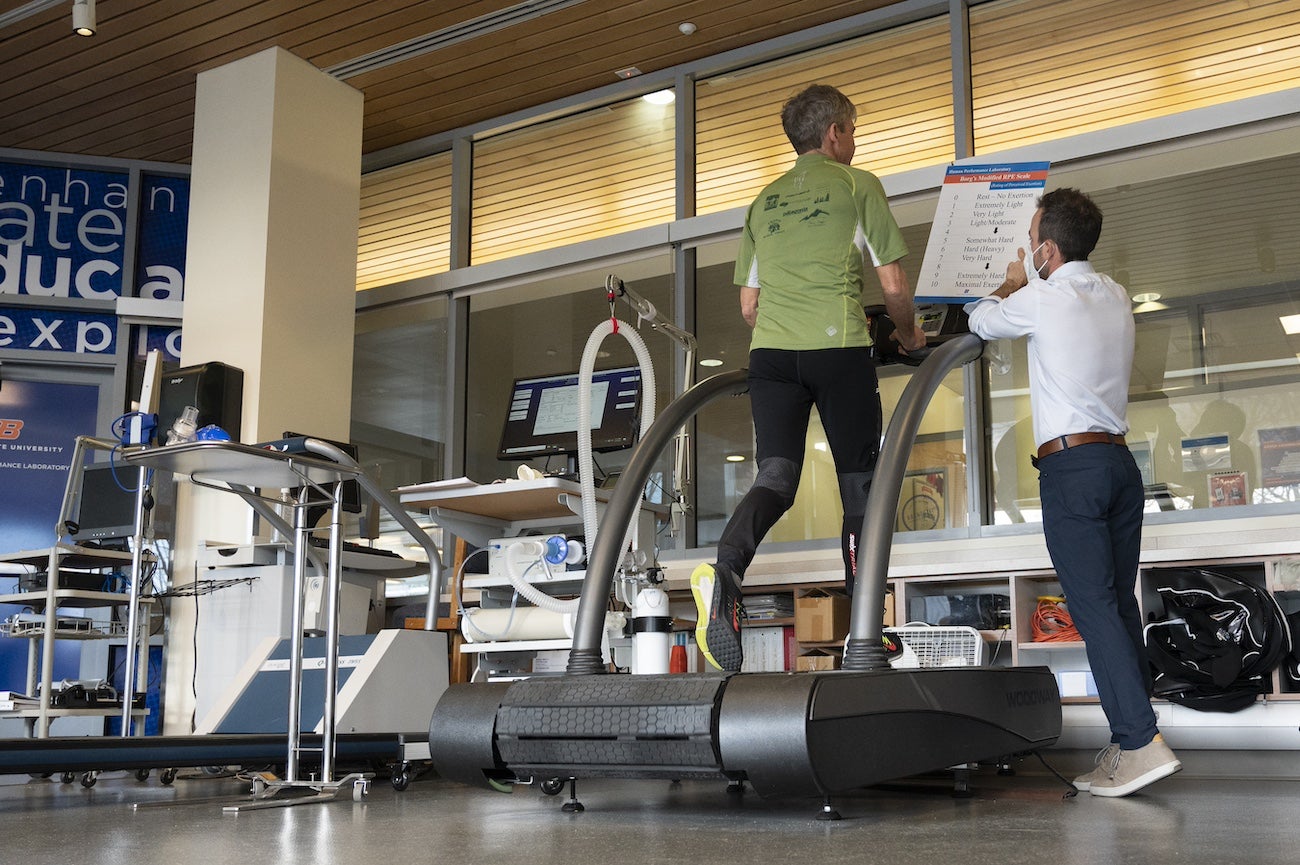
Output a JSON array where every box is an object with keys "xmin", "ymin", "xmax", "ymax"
[
  {"xmin": 0, "ymin": 435, "xmax": 155, "ymax": 742},
  {"xmin": 125, "ymin": 439, "xmax": 445, "ymax": 810}
]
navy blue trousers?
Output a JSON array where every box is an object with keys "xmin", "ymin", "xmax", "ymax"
[{"xmin": 1038, "ymin": 442, "xmax": 1156, "ymax": 750}]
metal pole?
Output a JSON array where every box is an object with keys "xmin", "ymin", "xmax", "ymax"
[
  {"xmin": 118, "ymin": 463, "xmax": 150, "ymax": 736},
  {"xmin": 284, "ymin": 484, "xmax": 310, "ymax": 783},
  {"xmin": 842, "ymin": 333, "xmax": 984, "ymax": 671},
  {"xmin": 320, "ymin": 480, "xmax": 344, "ymax": 783}
]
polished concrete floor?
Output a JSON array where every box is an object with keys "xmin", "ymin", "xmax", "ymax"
[{"xmin": 3, "ymin": 757, "xmax": 1298, "ymax": 865}]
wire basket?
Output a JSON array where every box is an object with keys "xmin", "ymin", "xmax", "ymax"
[{"xmin": 884, "ymin": 624, "xmax": 986, "ymax": 668}]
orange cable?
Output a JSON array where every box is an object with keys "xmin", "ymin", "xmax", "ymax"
[{"xmin": 1031, "ymin": 599, "xmax": 1081, "ymax": 642}]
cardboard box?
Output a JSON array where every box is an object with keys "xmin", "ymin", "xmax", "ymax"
[
  {"xmin": 883, "ymin": 591, "xmax": 895, "ymax": 627},
  {"xmin": 795, "ymin": 589, "xmax": 851, "ymax": 642},
  {"xmin": 795, "ymin": 649, "xmax": 842, "ymax": 672}
]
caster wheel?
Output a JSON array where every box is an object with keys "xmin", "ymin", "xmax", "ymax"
[
  {"xmin": 540, "ymin": 777, "xmax": 565, "ymax": 796},
  {"xmin": 352, "ymin": 779, "xmax": 369, "ymax": 802},
  {"xmin": 135, "ymin": 768, "xmax": 151, "ymax": 782},
  {"xmin": 61, "ymin": 772, "xmax": 76, "ymax": 785},
  {"xmin": 160, "ymin": 768, "xmax": 177, "ymax": 786},
  {"xmin": 391, "ymin": 771, "xmax": 410, "ymax": 792},
  {"xmin": 80, "ymin": 772, "xmax": 97, "ymax": 789}
]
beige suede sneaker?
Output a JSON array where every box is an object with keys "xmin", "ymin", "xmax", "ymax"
[
  {"xmin": 1073, "ymin": 743, "xmax": 1121, "ymax": 792},
  {"xmin": 1089, "ymin": 735, "xmax": 1181, "ymax": 798}
]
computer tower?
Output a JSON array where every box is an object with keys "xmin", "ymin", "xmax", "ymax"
[{"xmin": 157, "ymin": 361, "xmax": 244, "ymax": 443}]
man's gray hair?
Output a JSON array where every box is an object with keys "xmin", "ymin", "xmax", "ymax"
[{"xmin": 781, "ymin": 84, "xmax": 856, "ymax": 153}]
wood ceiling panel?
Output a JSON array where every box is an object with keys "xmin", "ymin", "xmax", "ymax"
[{"xmin": 0, "ymin": 0, "xmax": 900, "ymax": 164}]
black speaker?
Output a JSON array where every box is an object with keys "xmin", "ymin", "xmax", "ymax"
[{"xmin": 157, "ymin": 361, "xmax": 244, "ymax": 443}]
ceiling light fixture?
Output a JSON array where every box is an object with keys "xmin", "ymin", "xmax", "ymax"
[
  {"xmin": 699, "ymin": 358, "xmax": 723, "ymax": 367},
  {"xmin": 71, "ymin": 0, "xmax": 94, "ymax": 36},
  {"xmin": 1280, "ymin": 314, "xmax": 1300, "ymax": 335},
  {"xmin": 679, "ymin": 22, "xmax": 697, "ymax": 35},
  {"xmin": 642, "ymin": 90, "xmax": 675, "ymax": 105},
  {"xmin": 725, "ymin": 454, "xmax": 746, "ymax": 463},
  {"xmin": 1131, "ymin": 292, "xmax": 1161, "ymax": 304}
]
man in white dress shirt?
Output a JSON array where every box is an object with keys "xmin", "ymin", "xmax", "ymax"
[{"xmin": 965, "ymin": 188, "xmax": 1181, "ymax": 798}]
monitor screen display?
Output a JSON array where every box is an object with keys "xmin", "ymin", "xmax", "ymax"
[
  {"xmin": 74, "ymin": 463, "xmax": 140, "ymax": 542},
  {"xmin": 497, "ymin": 366, "xmax": 643, "ymax": 460}
]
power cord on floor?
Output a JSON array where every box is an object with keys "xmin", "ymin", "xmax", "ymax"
[{"xmin": 1033, "ymin": 750, "xmax": 1079, "ymax": 799}]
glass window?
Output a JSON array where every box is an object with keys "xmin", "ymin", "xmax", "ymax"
[
  {"xmin": 357, "ymin": 152, "xmax": 452, "ymax": 291},
  {"xmin": 970, "ymin": 0, "xmax": 1300, "ymax": 155},
  {"xmin": 471, "ymin": 97, "xmax": 676, "ymax": 265},
  {"xmin": 985, "ymin": 152, "xmax": 1300, "ymax": 522},
  {"xmin": 692, "ymin": 217, "xmax": 969, "ymax": 550},
  {"xmin": 352, "ymin": 295, "xmax": 450, "ymax": 559},
  {"xmin": 462, "ymin": 255, "xmax": 679, "ymax": 545},
  {"xmin": 695, "ymin": 16, "xmax": 954, "ymax": 217}
]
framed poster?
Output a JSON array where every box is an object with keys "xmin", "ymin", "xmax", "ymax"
[{"xmin": 1208, "ymin": 471, "xmax": 1248, "ymax": 507}]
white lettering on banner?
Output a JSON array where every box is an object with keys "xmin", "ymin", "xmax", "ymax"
[
  {"xmin": 0, "ymin": 168, "xmax": 129, "ymax": 299},
  {"xmin": 0, "ymin": 245, "xmax": 119, "ymax": 299},
  {"xmin": 138, "ymin": 264, "xmax": 183, "ymax": 301},
  {"xmin": 31, "ymin": 317, "xmax": 61, "ymax": 349},
  {"xmin": 0, "ymin": 200, "xmax": 37, "ymax": 245},
  {"xmin": 73, "ymin": 259, "xmax": 119, "ymax": 300},
  {"xmin": 78, "ymin": 209, "xmax": 122, "ymax": 254},
  {"xmin": 0, "ymin": 313, "xmax": 116, "ymax": 354},
  {"xmin": 76, "ymin": 321, "xmax": 112, "ymax": 353}
]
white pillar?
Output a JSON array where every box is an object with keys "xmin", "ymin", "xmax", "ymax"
[{"xmin": 164, "ymin": 47, "xmax": 363, "ymax": 733}]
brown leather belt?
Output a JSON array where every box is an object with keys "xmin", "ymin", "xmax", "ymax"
[{"xmin": 1036, "ymin": 432, "xmax": 1126, "ymax": 460}]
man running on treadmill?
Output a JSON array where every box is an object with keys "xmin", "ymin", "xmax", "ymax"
[{"xmin": 692, "ymin": 84, "xmax": 924, "ymax": 672}]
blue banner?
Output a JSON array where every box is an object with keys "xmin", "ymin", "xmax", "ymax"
[
  {"xmin": 0, "ymin": 163, "xmax": 129, "ymax": 300},
  {"xmin": 0, "ymin": 304, "xmax": 117, "ymax": 355},
  {"xmin": 132, "ymin": 323, "xmax": 182, "ymax": 363},
  {"xmin": 0, "ymin": 380, "xmax": 98, "ymax": 553},
  {"xmin": 134, "ymin": 173, "xmax": 190, "ymax": 301}
]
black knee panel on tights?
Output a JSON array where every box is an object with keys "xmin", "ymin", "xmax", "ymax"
[{"xmin": 754, "ymin": 456, "xmax": 800, "ymax": 508}]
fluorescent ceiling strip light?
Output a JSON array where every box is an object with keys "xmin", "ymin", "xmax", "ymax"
[
  {"xmin": 0, "ymin": 0, "xmax": 62, "ymax": 31},
  {"xmin": 326, "ymin": 0, "xmax": 586, "ymax": 80}
]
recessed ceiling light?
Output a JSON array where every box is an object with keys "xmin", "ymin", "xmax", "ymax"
[
  {"xmin": 642, "ymin": 89, "xmax": 675, "ymax": 105},
  {"xmin": 1281, "ymin": 314, "xmax": 1300, "ymax": 335},
  {"xmin": 725, "ymin": 454, "xmax": 745, "ymax": 462},
  {"xmin": 699, "ymin": 358, "xmax": 723, "ymax": 367},
  {"xmin": 1132, "ymin": 292, "xmax": 1161, "ymax": 303}
]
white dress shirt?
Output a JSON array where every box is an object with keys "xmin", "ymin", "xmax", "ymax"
[{"xmin": 965, "ymin": 260, "xmax": 1135, "ymax": 449}]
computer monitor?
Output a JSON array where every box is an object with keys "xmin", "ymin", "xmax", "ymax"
[
  {"xmin": 73, "ymin": 463, "xmax": 140, "ymax": 543},
  {"xmin": 497, "ymin": 366, "xmax": 643, "ymax": 460}
]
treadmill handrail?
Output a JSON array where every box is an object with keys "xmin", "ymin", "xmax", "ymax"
[
  {"xmin": 567, "ymin": 368, "xmax": 749, "ymax": 674},
  {"xmin": 842, "ymin": 332, "xmax": 984, "ymax": 670},
  {"xmin": 301, "ymin": 438, "xmax": 446, "ymax": 630}
]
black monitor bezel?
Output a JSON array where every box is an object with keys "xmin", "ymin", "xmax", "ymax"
[{"xmin": 496, "ymin": 365, "xmax": 643, "ymax": 461}]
